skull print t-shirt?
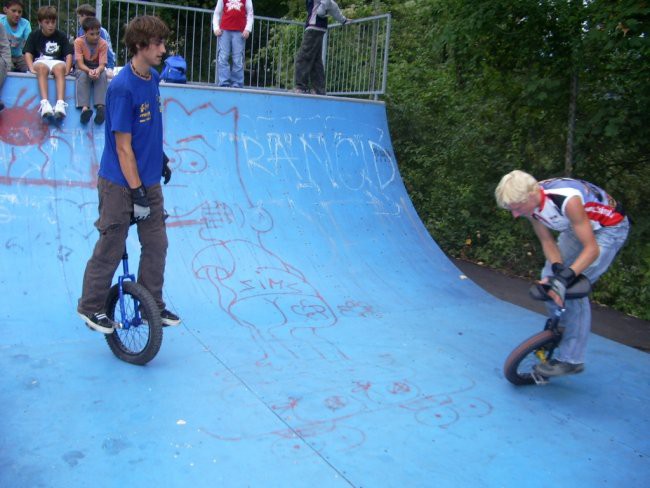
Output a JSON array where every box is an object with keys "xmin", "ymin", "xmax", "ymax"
[{"xmin": 23, "ymin": 29, "xmax": 73, "ymax": 61}]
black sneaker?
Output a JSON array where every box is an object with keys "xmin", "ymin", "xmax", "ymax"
[
  {"xmin": 534, "ymin": 359, "xmax": 584, "ymax": 377},
  {"xmin": 80, "ymin": 108, "xmax": 93, "ymax": 124},
  {"xmin": 160, "ymin": 309, "xmax": 181, "ymax": 327},
  {"xmin": 78, "ymin": 311, "xmax": 117, "ymax": 334},
  {"xmin": 142, "ymin": 309, "xmax": 181, "ymax": 327},
  {"xmin": 94, "ymin": 105, "xmax": 105, "ymax": 125}
]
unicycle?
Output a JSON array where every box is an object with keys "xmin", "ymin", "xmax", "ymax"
[
  {"xmin": 104, "ymin": 244, "xmax": 163, "ymax": 365},
  {"xmin": 503, "ymin": 274, "xmax": 591, "ymax": 385}
]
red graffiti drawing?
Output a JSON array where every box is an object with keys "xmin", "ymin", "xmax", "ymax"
[
  {"xmin": 0, "ymin": 88, "xmax": 98, "ymax": 188},
  {"xmin": 200, "ymin": 376, "xmax": 492, "ymax": 458},
  {"xmin": 158, "ymin": 98, "xmax": 347, "ymax": 366}
]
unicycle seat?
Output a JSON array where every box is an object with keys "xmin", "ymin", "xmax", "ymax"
[{"xmin": 529, "ymin": 274, "xmax": 591, "ymax": 301}]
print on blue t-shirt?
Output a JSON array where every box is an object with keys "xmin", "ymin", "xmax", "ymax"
[{"xmin": 99, "ymin": 67, "xmax": 164, "ymax": 188}]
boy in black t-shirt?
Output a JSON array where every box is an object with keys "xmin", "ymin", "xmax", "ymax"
[{"xmin": 23, "ymin": 5, "xmax": 73, "ymax": 119}]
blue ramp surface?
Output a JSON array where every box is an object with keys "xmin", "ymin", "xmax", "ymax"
[{"xmin": 1, "ymin": 75, "xmax": 648, "ymax": 487}]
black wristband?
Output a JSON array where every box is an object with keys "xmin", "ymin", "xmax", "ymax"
[
  {"xmin": 556, "ymin": 266, "xmax": 576, "ymax": 286},
  {"xmin": 551, "ymin": 262, "xmax": 565, "ymax": 274}
]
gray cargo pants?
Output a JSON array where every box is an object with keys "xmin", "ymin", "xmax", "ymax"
[
  {"xmin": 75, "ymin": 63, "xmax": 107, "ymax": 108},
  {"xmin": 78, "ymin": 177, "xmax": 168, "ymax": 315}
]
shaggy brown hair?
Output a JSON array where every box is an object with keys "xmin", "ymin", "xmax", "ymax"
[
  {"xmin": 81, "ymin": 16, "xmax": 101, "ymax": 33},
  {"xmin": 36, "ymin": 5, "xmax": 57, "ymax": 22},
  {"xmin": 76, "ymin": 3, "xmax": 96, "ymax": 16},
  {"xmin": 123, "ymin": 16, "xmax": 170, "ymax": 57}
]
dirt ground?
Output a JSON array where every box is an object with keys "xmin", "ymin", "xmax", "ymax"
[{"xmin": 454, "ymin": 259, "xmax": 650, "ymax": 353}]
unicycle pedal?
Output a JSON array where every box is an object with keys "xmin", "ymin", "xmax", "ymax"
[{"xmin": 531, "ymin": 370, "xmax": 549, "ymax": 385}]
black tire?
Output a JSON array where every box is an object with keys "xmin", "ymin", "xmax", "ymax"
[
  {"xmin": 104, "ymin": 282, "xmax": 163, "ymax": 365},
  {"xmin": 503, "ymin": 330, "xmax": 560, "ymax": 385}
]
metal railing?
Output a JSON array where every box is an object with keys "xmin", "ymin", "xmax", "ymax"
[
  {"xmin": 325, "ymin": 15, "xmax": 390, "ymax": 96},
  {"xmin": 19, "ymin": 0, "xmax": 391, "ymax": 98}
]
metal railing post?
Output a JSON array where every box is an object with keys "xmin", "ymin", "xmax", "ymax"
[{"xmin": 34, "ymin": 0, "xmax": 389, "ymax": 97}]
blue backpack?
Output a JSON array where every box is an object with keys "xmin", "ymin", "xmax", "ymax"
[{"xmin": 161, "ymin": 55, "xmax": 187, "ymax": 84}]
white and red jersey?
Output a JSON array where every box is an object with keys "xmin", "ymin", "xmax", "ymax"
[{"xmin": 533, "ymin": 178, "xmax": 625, "ymax": 232}]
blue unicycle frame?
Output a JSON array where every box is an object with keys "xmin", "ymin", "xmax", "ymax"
[
  {"xmin": 104, "ymin": 240, "xmax": 164, "ymax": 365},
  {"xmin": 116, "ymin": 248, "xmax": 144, "ymax": 330}
]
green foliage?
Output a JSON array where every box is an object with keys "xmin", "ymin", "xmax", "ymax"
[
  {"xmin": 384, "ymin": 0, "xmax": 650, "ymax": 319},
  {"xmin": 249, "ymin": 21, "xmax": 304, "ymax": 89}
]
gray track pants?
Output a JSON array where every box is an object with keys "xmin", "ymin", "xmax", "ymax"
[{"xmin": 75, "ymin": 67, "xmax": 107, "ymax": 108}]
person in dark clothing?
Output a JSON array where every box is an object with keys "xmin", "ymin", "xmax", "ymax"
[{"xmin": 294, "ymin": 0, "xmax": 348, "ymax": 95}]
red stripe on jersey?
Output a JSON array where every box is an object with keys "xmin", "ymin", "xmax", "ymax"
[
  {"xmin": 538, "ymin": 189, "xmax": 547, "ymax": 211},
  {"xmin": 584, "ymin": 202, "xmax": 624, "ymax": 227}
]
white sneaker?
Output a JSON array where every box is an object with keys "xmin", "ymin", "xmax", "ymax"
[
  {"xmin": 38, "ymin": 99, "xmax": 54, "ymax": 118},
  {"xmin": 54, "ymin": 100, "xmax": 68, "ymax": 118}
]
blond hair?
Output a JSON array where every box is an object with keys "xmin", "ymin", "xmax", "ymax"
[{"xmin": 495, "ymin": 170, "xmax": 540, "ymax": 208}]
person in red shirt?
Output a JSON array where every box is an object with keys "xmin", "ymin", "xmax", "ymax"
[{"xmin": 212, "ymin": 0, "xmax": 253, "ymax": 88}]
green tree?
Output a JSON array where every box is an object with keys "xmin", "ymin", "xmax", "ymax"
[{"xmin": 384, "ymin": 0, "xmax": 649, "ymax": 318}]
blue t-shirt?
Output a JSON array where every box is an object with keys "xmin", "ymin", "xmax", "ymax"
[
  {"xmin": 0, "ymin": 15, "xmax": 31, "ymax": 57},
  {"xmin": 99, "ymin": 66, "xmax": 164, "ymax": 188}
]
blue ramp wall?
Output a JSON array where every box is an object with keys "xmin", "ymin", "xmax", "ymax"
[{"xmin": 0, "ymin": 75, "xmax": 648, "ymax": 487}]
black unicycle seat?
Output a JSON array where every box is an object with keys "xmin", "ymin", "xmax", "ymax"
[{"xmin": 529, "ymin": 274, "xmax": 592, "ymax": 301}]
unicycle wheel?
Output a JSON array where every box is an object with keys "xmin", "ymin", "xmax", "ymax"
[
  {"xmin": 105, "ymin": 281, "xmax": 163, "ymax": 365},
  {"xmin": 503, "ymin": 330, "xmax": 560, "ymax": 385}
]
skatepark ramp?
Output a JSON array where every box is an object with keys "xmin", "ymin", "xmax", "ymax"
[{"xmin": 0, "ymin": 74, "xmax": 648, "ymax": 487}]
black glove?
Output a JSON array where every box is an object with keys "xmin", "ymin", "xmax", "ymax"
[
  {"xmin": 162, "ymin": 152, "xmax": 172, "ymax": 185},
  {"xmin": 131, "ymin": 185, "xmax": 150, "ymax": 222},
  {"xmin": 548, "ymin": 264, "xmax": 576, "ymax": 306}
]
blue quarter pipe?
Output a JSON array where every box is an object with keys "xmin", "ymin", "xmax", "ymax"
[{"xmin": 0, "ymin": 74, "xmax": 648, "ymax": 487}]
